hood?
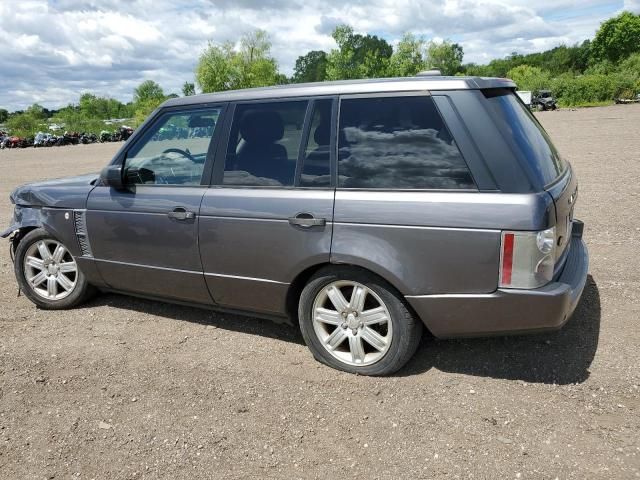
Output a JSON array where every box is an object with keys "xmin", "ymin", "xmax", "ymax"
[{"xmin": 10, "ymin": 173, "xmax": 99, "ymax": 209}]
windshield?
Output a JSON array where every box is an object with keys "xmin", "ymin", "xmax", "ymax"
[{"xmin": 484, "ymin": 89, "xmax": 566, "ymax": 186}]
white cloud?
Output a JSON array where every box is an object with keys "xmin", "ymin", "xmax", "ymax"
[
  {"xmin": 0, "ymin": 0, "xmax": 624, "ymax": 111},
  {"xmin": 624, "ymin": 0, "xmax": 640, "ymax": 11}
]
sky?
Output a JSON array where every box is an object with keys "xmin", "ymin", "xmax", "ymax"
[{"xmin": 0, "ymin": 0, "xmax": 638, "ymax": 111}]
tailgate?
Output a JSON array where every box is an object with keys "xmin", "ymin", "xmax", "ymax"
[{"xmin": 546, "ymin": 164, "xmax": 578, "ymax": 270}]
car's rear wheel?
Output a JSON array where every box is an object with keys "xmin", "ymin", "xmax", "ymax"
[
  {"xmin": 14, "ymin": 228, "xmax": 95, "ymax": 309},
  {"xmin": 298, "ymin": 267, "xmax": 422, "ymax": 376}
]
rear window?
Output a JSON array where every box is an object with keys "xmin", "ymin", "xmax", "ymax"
[
  {"xmin": 484, "ymin": 89, "xmax": 566, "ymax": 186},
  {"xmin": 337, "ymin": 95, "xmax": 475, "ymax": 190}
]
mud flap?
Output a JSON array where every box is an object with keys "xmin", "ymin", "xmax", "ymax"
[{"xmin": 8, "ymin": 232, "xmax": 21, "ymax": 297}]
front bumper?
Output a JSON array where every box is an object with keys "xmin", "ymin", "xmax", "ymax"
[
  {"xmin": 406, "ymin": 227, "xmax": 589, "ymax": 338},
  {"xmin": 1, "ymin": 224, "xmax": 17, "ymax": 238}
]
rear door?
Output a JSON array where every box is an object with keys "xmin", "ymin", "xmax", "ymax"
[
  {"xmin": 199, "ymin": 97, "xmax": 336, "ymax": 315},
  {"xmin": 331, "ymin": 93, "xmax": 502, "ymax": 296},
  {"xmin": 86, "ymin": 105, "xmax": 225, "ymax": 303}
]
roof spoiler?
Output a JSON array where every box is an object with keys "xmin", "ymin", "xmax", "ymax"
[{"xmin": 471, "ymin": 77, "xmax": 517, "ymax": 89}]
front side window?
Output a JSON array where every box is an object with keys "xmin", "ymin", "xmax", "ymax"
[
  {"xmin": 223, "ymin": 101, "xmax": 308, "ymax": 187},
  {"xmin": 124, "ymin": 108, "xmax": 221, "ymax": 185},
  {"xmin": 337, "ymin": 96, "xmax": 475, "ymax": 189}
]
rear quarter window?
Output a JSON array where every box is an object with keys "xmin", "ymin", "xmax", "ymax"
[
  {"xmin": 483, "ymin": 89, "xmax": 566, "ymax": 187},
  {"xmin": 337, "ymin": 95, "xmax": 476, "ymax": 190}
]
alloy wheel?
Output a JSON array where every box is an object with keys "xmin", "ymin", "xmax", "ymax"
[
  {"xmin": 23, "ymin": 239, "xmax": 78, "ymax": 301},
  {"xmin": 312, "ymin": 280, "xmax": 393, "ymax": 366}
]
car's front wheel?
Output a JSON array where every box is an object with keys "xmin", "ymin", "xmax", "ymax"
[
  {"xmin": 298, "ymin": 267, "xmax": 422, "ymax": 376},
  {"xmin": 14, "ymin": 228, "xmax": 95, "ymax": 309}
]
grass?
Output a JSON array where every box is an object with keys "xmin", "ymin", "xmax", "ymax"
[{"xmin": 557, "ymin": 100, "xmax": 614, "ymax": 109}]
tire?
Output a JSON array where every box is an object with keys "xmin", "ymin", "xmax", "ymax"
[
  {"xmin": 298, "ymin": 266, "xmax": 423, "ymax": 376},
  {"xmin": 14, "ymin": 228, "xmax": 95, "ymax": 309}
]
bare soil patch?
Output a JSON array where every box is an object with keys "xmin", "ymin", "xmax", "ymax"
[{"xmin": 1, "ymin": 106, "xmax": 639, "ymax": 479}]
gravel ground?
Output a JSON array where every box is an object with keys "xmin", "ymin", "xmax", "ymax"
[{"xmin": 0, "ymin": 105, "xmax": 639, "ymax": 479}]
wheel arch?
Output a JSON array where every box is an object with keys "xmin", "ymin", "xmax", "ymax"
[
  {"xmin": 285, "ymin": 261, "xmax": 424, "ymax": 331},
  {"xmin": 6, "ymin": 207, "xmax": 83, "ymax": 259}
]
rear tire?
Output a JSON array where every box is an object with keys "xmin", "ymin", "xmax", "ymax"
[
  {"xmin": 298, "ymin": 266, "xmax": 422, "ymax": 376},
  {"xmin": 14, "ymin": 228, "xmax": 95, "ymax": 310}
]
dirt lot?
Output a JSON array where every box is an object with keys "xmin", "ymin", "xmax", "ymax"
[{"xmin": 1, "ymin": 105, "xmax": 639, "ymax": 479}]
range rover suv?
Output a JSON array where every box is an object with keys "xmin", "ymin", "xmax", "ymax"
[{"xmin": 2, "ymin": 75, "xmax": 589, "ymax": 376}]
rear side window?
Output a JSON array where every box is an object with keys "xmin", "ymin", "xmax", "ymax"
[
  {"xmin": 483, "ymin": 89, "xmax": 566, "ymax": 186},
  {"xmin": 337, "ymin": 95, "xmax": 475, "ymax": 189},
  {"xmin": 300, "ymin": 99, "xmax": 332, "ymax": 187},
  {"xmin": 224, "ymin": 100, "xmax": 308, "ymax": 187}
]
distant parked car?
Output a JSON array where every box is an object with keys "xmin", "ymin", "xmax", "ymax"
[
  {"xmin": 532, "ymin": 90, "xmax": 558, "ymax": 111},
  {"xmin": 615, "ymin": 93, "xmax": 640, "ymax": 104},
  {"xmin": 2, "ymin": 74, "xmax": 588, "ymax": 376}
]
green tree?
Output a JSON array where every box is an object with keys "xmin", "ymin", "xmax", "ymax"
[
  {"xmin": 6, "ymin": 107, "xmax": 44, "ymax": 137},
  {"xmin": 292, "ymin": 50, "xmax": 328, "ymax": 83},
  {"xmin": 274, "ymin": 73, "xmax": 289, "ymax": 85},
  {"xmin": 182, "ymin": 82, "xmax": 196, "ymax": 96},
  {"xmin": 133, "ymin": 98, "xmax": 164, "ymax": 126},
  {"xmin": 425, "ymin": 40, "xmax": 464, "ymax": 75},
  {"xmin": 26, "ymin": 103, "xmax": 46, "ymax": 120},
  {"xmin": 591, "ymin": 11, "xmax": 640, "ymax": 64},
  {"xmin": 326, "ymin": 25, "xmax": 393, "ymax": 80},
  {"xmin": 617, "ymin": 52, "xmax": 640, "ymax": 76},
  {"xmin": 0, "ymin": 108, "xmax": 8, "ymax": 123},
  {"xmin": 133, "ymin": 80, "xmax": 165, "ymax": 103},
  {"xmin": 195, "ymin": 30, "xmax": 279, "ymax": 93},
  {"xmin": 388, "ymin": 33, "xmax": 425, "ymax": 77},
  {"xmin": 506, "ymin": 65, "xmax": 552, "ymax": 92}
]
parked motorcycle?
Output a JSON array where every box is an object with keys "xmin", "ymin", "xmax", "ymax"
[
  {"xmin": 79, "ymin": 132, "xmax": 98, "ymax": 144},
  {"xmin": 119, "ymin": 126, "xmax": 134, "ymax": 141},
  {"xmin": 99, "ymin": 130, "xmax": 112, "ymax": 143},
  {"xmin": 34, "ymin": 132, "xmax": 52, "ymax": 147}
]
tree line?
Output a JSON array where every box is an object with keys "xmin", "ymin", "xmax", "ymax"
[
  {"xmin": 2, "ymin": 11, "xmax": 639, "ymax": 138},
  {"xmin": 193, "ymin": 11, "xmax": 640, "ymax": 107}
]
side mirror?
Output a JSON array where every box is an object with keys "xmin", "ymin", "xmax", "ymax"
[{"xmin": 100, "ymin": 165, "xmax": 124, "ymax": 190}]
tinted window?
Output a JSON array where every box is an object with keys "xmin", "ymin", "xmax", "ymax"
[
  {"xmin": 300, "ymin": 99, "xmax": 332, "ymax": 187},
  {"xmin": 224, "ymin": 101, "xmax": 308, "ymax": 187},
  {"xmin": 124, "ymin": 108, "xmax": 220, "ymax": 185},
  {"xmin": 484, "ymin": 89, "xmax": 566, "ymax": 186},
  {"xmin": 337, "ymin": 96, "xmax": 475, "ymax": 189}
]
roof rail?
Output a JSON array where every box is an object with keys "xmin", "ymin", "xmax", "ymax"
[{"xmin": 416, "ymin": 69, "xmax": 442, "ymax": 77}]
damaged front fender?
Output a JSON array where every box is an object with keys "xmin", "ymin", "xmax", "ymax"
[
  {"xmin": 1, "ymin": 205, "xmax": 43, "ymax": 238},
  {"xmin": 1, "ymin": 206, "xmax": 83, "ymax": 258}
]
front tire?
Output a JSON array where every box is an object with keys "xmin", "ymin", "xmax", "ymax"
[
  {"xmin": 298, "ymin": 267, "xmax": 422, "ymax": 376},
  {"xmin": 14, "ymin": 228, "xmax": 95, "ymax": 309}
]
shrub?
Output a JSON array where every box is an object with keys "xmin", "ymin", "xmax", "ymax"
[{"xmin": 507, "ymin": 65, "xmax": 552, "ymax": 92}]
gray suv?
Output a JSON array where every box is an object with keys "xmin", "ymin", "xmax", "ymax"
[{"xmin": 2, "ymin": 75, "xmax": 589, "ymax": 376}]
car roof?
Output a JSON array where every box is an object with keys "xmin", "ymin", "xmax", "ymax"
[{"xmin": 163, "ymin": 76, "xmax": 516, "ymax": 107}]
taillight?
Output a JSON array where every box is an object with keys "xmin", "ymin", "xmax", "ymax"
[{"xmin": 499, "ymin": 227, "xmax": 556, "ymax": 289}]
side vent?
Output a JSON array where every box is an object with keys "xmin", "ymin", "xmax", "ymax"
[{"xmin": 73, "ymin": 210, "xmax": 93, "ymax": 257}]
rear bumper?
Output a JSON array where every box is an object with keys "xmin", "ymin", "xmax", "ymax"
[{"xmin": 406, "ymin": 230, "xmax": 589, "ymax": 338}]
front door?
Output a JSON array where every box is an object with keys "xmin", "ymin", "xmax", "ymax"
[
  {"xmin": 199, "ymin": 98, "xmax": 336, "ymax": 316},
  {"xmin": 86, "ymin": 105, "xmax": 225, "ymax": 304}
]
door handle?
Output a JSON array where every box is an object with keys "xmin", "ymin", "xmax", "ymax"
[
  {"xmin": 288, "ymin": 213, "xmax": 326, "ymax": 228},
  {"xmin": 168, "ymin": 207, "xmax": 195, "ymax": 221}
]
